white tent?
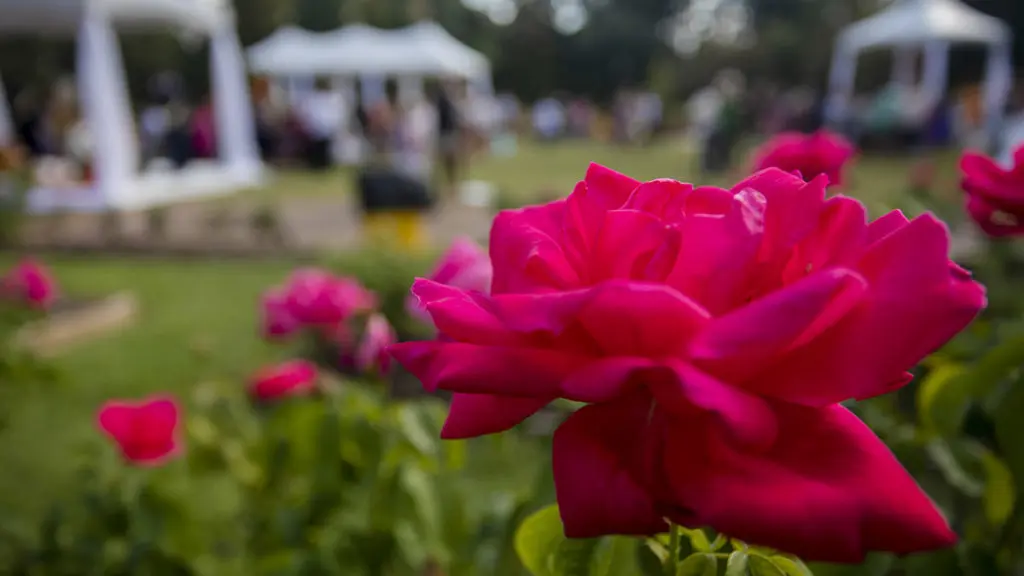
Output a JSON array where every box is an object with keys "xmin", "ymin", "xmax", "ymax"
[
  {"xmin": 825, "ymin": 0, "xmax": 1012, "ymax": 141},
  {"xmin": 0, "ymin": 0, "xmax": 263, "ymax": 213},
  {"xmin": 247, "ymin": 21, "xmax": 491, "ymax": 84}
]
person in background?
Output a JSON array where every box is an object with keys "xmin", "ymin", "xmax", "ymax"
[
  {"xmin": 688, "ymin": 83, "xmax": 724, "ymax": 163},
  {"xmin": 431, "ymin": 80, "xmax": 461, "ymax": 195},
  {"xmin": 190, "ymin": 95, "xmax": 216, "ymax": 159},
  {"xmin": 139, "ymin": 96, "xmax": 170, "ymax": 163},
  {"xmin": 296, "ymin": 78, "xmax": 343, "ymax": 171},
  {"xmin": 13, "ymin": 89, "xmax": 44, "ymax": 158},
  {"xmin": 704, "ymin": 69, "xmax": 745, "ymax": 175},
  {"xmin": 164, "ymin": 98, "xmax": 193, "ymax": 169},
  {"xmin": 532, "ymin": 96, "xmax": 566, "ymax": 142}
]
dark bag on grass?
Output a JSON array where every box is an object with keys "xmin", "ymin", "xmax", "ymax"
[{"xmin": 357, "ymin": 167, "xmax": 434, "ymax": 213}]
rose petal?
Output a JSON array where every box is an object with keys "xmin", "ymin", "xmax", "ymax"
[
  {"xmin": 441, "ymin": 393, "xmax": 552, "ymax": 439},
  {"xmin": 490, "ymin": 201, "xmax": 580, "ymax": 294},
  {"xmin": 553, "ymin": 391, "xmax": 668, "ymax": 538},
  {"xmin": 653, "ymin": 362, "xmax": 777, "ymax": 449},
  {"xmin": 662, "ymin": 404, "xmax": 957, "ymax": 563},
  {"xmin": 589, "ymin": 210, "xmax": 677, "ymax": 283},
  {"xmin": 388, "ymin": 341, "xmax": 591, "ymax": 397},
  {"xmin": 665, "ymin": 189, "xmax": 766, "ymax": 313},
  {"xmin": 584, "ymin": 162, "xmax": 641, "ymax": 209},
  {"xmin": 757, "ymin": 215, "xmax": 985, "ymax": 405},
  {"xmin": 690, "ymin": 268, "xmax": 868, "ymax": 385}
]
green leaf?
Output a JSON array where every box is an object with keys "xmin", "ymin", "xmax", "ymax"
[
  {"xmin": 917, "ymin": 363, "xmax": 969, "ymax": 437},
  {"xmin": 922, "ymin": 333, "xmax": 1024, "ymax": 438},
  {"xmin": 995, "ymin": 377, "xmax": 1024, "ymax": 493},
  {"xmin": 726, "ymin": 551, "xmax": 749, "ymax": 576},
  {"xmin": 514, "ymin": 505, "xmax": 564, "ymax": 576},
  {"xmin": 594, "ymin": 537, "xmax": 643, "ymax": 576},
  {"xmin": 676, "ymin": 553, "xmax": 716, "ymax": 576},
  {"xmin": 637, "ymin": 540, "xmax": 668, "ymax": 576},
  {"xmin": 681, "ymin": 528, "xmax": 711, "ymax": 551},
  {"xmin": 901, "ymin": 548, "xmax": 961, "ymax": 576},
  {"xmin": 552, "ymin": 538, "xmax": 600, "ymax": 576},
  {"xmin": 806, "ymin": 554, "xmax": 893, "ymax": 576},
  {"xmin": 770, "ymin": 556, "xmax": 813, "ymax": 576},
  {"xmin": 397, "ymin": 404, "xmax": 438, "ymax": 457},
  {"xmin": 749, "ymin": 555, "xmax": 786, "ymax": 576},
  {"xmin": 925, "ymin": 440, "xmax": 984, "ymax": 497},
  {"xmin": 399, "ymin": 466, "xmax": 441, "ymax": 537},
  {"xmin": 709, "ymin": 533, "xmax": 728, "ymax": 551},
  {"xmin": 981, "ymin": 450, "xmax": 1016, "ymax": 527}
]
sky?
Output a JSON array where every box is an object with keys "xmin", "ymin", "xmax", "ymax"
[{"xmin": 460, "ymin": 0, "xmax": 752, "ymax": 53}]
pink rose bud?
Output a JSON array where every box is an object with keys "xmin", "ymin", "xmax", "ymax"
[
  {"xmin": 960, "ymin": 144, "xmax": 1024, "ymax": 237},
  {"xmin": 751, "ymin": 129, "xmax": 856, "ymax": 188},
  {"xmin": 2, "ymin": 258, "xmax": 58, "ymax": 310},
  {"xmin": 260, "ymin": 288, "xmax": 300, "ymax": 340},
  {"xmin": 356, "ymin": 313, "xmax": 396, "ymax": 375},
  {"xmin": 407, "ymin": 237, "xmax": 492, "ymax": 324},
  {"xmin": 249, "ymin": 359, "xmax": 318, "ymax": 402},
  {"xmin": 97, "ymin": 396, "xmax": 183, "ymax": 466}
]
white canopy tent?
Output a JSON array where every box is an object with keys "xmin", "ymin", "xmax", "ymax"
[
  {"xmin": 0, "ymin": 0, "xmax": 263, "ymax": 213},
  {"xmin": 825, "ymin": 0, "xmax": 1013, "ymax": 142},
  {"xmin": 247, "ymin": 20, "xmax": 492, "ymax": 101}
]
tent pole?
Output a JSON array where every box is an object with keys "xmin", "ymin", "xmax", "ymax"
[
  {"xmin": 982, "ymin": 42, "xmax": 1013, "ymax": 154},
  {"xmin": 77, "ymin": 7, "xmax": 137, "ymax": 210},
  {"xmin": 210, "ymin": 13, "xmax": 262, "ymax": 176},
  {"xmin": 0, "ymin": 74, "xmax": 13, "ymax": 147},
  {"xmin": 825, "ymin": 41, "xmax": 856, "ymax": 129}
]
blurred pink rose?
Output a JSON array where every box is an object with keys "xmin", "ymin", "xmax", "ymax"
[
  {"xmin": 752, "ymin": 130, "xmax": 856, "ymax": 188},
  {"xmin": 260, "ymin": 269, "xmax": 377, "ymax": 341},
  {"xmin": 284, "ymin": 269, "xmax": 375, "ymax": 326},
  {"xmin": 249, "ymin": 359, "xmax": 318, "ymax": 401},
  {"xmin": 960, "ymin": 145, "xmax": 1024, "ymax": 237},
  {"xmin": 97, "ymin": 395, "xmax": 182, "ymax": 466},
  {"xmin": 2, "ymin": 258, "xmax": 57, "ymax": 310},
  {"xmin": 260, "ymin": 288, "xmax": 300, "ymax": 340},
  {"xmin": 408, "ymin": 238, "xmax": 492, "ymax": 324},
  {"xmin": 390, "ymin": 164, "xmax": 983, "ymax": 562},
  {"xmin": 355, "ymin": 313, "xmax": 396, "ymax": 374}
]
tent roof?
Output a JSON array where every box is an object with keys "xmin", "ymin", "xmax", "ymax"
[
  {"xmin": 0, "ymin": 0, "xmax": 230, "ymax": 34},
  {"xmin": 839, "ymin": 0, "xmax": 1010, "ymax": 52},
  {"xmin": 247, "ymin": 20, "xmax": 490, "ymax": 78}
]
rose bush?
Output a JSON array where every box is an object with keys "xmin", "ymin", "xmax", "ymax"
[
  {"xmin": 391, "ymin": 163, "xmax": 985, "ymax": 563},
  {"xmin": 960, "ymin": 145, "xmax": 1024, "ymax": 238},
  {"xmin": 751, "ymin": 130, "xmax": 856, "ymax": 188}
]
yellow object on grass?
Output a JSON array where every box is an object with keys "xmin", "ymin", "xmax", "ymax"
[{"xmin": 363, "ymin": 211, "xmax": 428, "ymax": 251}]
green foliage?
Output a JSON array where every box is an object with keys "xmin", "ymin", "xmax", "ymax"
[
  {"xmin": 1, "ymin": 377, "xmax": 548, "ymax": 575},
  {"xmin": 0, "ymin": 174, "xmax": 28, "ymax": 248},
  {"xmin": 327, "ymin": 248, "xmax": 438, "ymax": 341},
  {"xmin": 0, "ymin": 302, "xmax": 59, "ymax": 431},
  {"xmin": 513, "ymin": 506, "xmax": 818, "ymax": 576}
]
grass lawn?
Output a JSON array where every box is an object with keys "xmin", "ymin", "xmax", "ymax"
[
  {"xmin": 0, "ymin": 138, "xmax": 966, "ymax": 525},
  {"xmin": 246, "ymin": 137, "xmax": 964, "ymax": 219}
]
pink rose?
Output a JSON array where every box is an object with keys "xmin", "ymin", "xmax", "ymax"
[
  {"xmin": 2, "ymin": 258, "xmax": 57, "ymax": 310},
  {"xmin": 355, "ymin": 313, "xmax": 396, "ymax": 374},
  {"xmin": 261, "ymin": 269, "xmax": 377, "ymax": 341},
  {"xmin": 260, "ymin": 288, "xmax": 301, "ymax": 340},
  {"xmin": 752, "ymin": 130, "xmax": 856, "ymax": 188},
  {"xmin": 389, "ymin": 164, "xmax": 984, "ymax": 562},
  {"xmin": 408, "ymin": 238, "xmax": 492, "ymax": 324},
  {"xmin": 960, "ymin": 145, "xmax": 1024, "ymax": 237},
  {"xmin": 97, "ymin": 396, "xmax": 182, "ymax": 466},
  {"xmin": 249, "ymin": 359, "xmax": 318, "ymax": 401},
  {"xmin": 284, "ymin": 269, "xmax": 375, "ymax": 326}
]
